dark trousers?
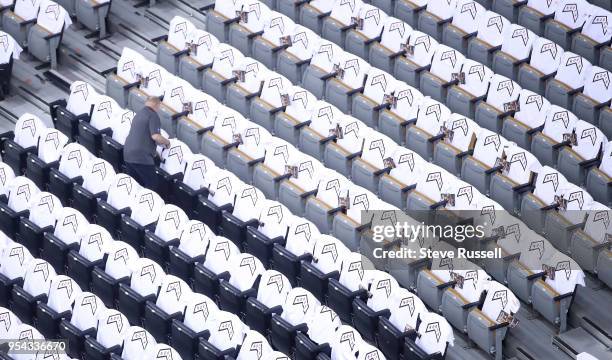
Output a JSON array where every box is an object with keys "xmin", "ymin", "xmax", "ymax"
[
  {"xmin": 125, "ymin": 162, "xmax": 158, "ymax": 192},
  {"xmin": 0, "ymin": 58, "xmax": 13, "ymax": 99}
]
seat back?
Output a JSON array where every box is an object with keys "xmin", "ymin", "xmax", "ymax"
[
  {"xmin": 0, "ymin": 242, "xmax": 34, "ymax": 280},
  {"xmin": 388, "ymin": 147, "xmax": 426, "ymax": 186},
  {"xmin": 14, "ymin": 113, "xmax": 46, "ymax": 149},
  {"xmin": 232, "ymin": 184, "xmax": 265, "ymax": 223},
  {"xmin": 7, "ymin": 176, "xmax": 40, "ymax": 212},
  {"xmin": 472, "ymin": 128, "xmax": 506, "ymax": 168},
  {"xmin": 117, "ymin": 47, "xmax": 147, "ymax": 84},
  {"xmin": 203, "ymin": 235, "xmax": 241, "ymax": 274},
  {"xmin": 235, "ymin": 57, "xmax": 269, "ymax": 94},
  {"xmin": 330, "ymin": 0, "xmax": 363, "ymax": 26},
  {"xmin": 28, "ymin": 191, "xmax": 62, "ymax": 228},
  {"xmin": 261, "ymin": 13, "xmax": 295, "ymax": 46},
  {"xmin": 486, "ymin": 74, "xmax": 521, "ymax": 112},
  {"xmin": 583, "ymin": 202, "xmax": 610, "ymax": 244},
  {"xmin": 36, "ymin": 0, "xmax": 71, "ymax": 35},
  {"xmin": 189, "ymin": 92, "xmax": 220, "ymax": 129},
  {"xmin": 214, "ymin": 0, "xmax": 244, "ymax": 18},
  {"xmin": 345, "ymin": 184, "xmax": 378, "ymax": 224},
  {"xmin": 167, "ymin": 16, "xmax": 195, "ymax": 51},
  {"xmin": 47, "ymin": 275, "xmax": 82, "ymax": 314},
  {"xmin": 442, "ymin": 114, "xmax": 477, "ymax": 152},
  {"xmin": 154, "ymin": 204, "xmax": 189, "ymax": 241},
  {"xmin": 363, "ymin": 68, "xmax": 397, "ymax": 104},
  {"xmin": 309, "ymin": 101, "xmax": 343, "ymax": 136},
  {"xmin": 284, "ymin": 217, "xmax": 319, "ymax": 256},
  {"xmin": 338, "ymin": 252, "xmax": 367, "ymax": 291},
  {"xmin": 121, "ymin": 326, "xmax": 156, "ymax": 360},
  {"xmin": 330, "ymin": 325, "xmax": 362, "ymax": 360},
  {"xmin": 208, "ymin": 311, "xmax": 246, "ymax": 351},
  {"xmin": 229, "ymin": 253, "xmax": 265, "ymax": 291},
  {"xmin": 314, "ymin": 169, "xmax": 350, "ymax": 208},
  {"xmin": 554, "ymin": 0, "xmax": 589, "ymax": 29},
  {"xmin": 581, "ymin": 6, "xmax": 612, "ymax": 44},
  {"xmin": 67, "ymin": 81, "xmax": 98, "ymax": 117},
  {"xmin": 599, "ymin": 140, "xmax": 612, "ymax": 177},
  {"xmin": 501, "ymin": 24, "xmax": 536, "ymax": 61},
  {"xmin": 281, "ymin": 287, "xmax": 320, "ymax": 326},
  {"xmin": 286, "ymin": 25, "xmax": 318, "ymax": 61},
  {"xmin": 529, "ymin": 37, "xmax": 563, "ymax": 76},
  {"xmin": 106, "ymin": 174, "xmax": 140, "ymax": 211},
  {"xmin": 260, "ymin": 73, "xmax": 292, "ymax": 108},
  {"xmin": 311, "ymin": 40, "xmax": 343, "ymax": 73},
  {"xmin": 212, "ymin": 44, "xmax": 244, "ymax": 79},
  {"xmin": 78, "ymin": 224, "xmax": 112, "ymax": 262},
  {"xmin": 206, "ymin": 170, "xmax": 240, "ymax": 207},
  {"xmin": 388, "ymin": 82, "xmax": 423, "ymax": 120},
  {"xmin": 426, "ymin": 0, "xmax": 459, "ymax": 20},
  {"xmin": 430, "ymin": 45, "xmax": 465, "ymax": 83},
  {"xmin": 70, "ymin": 292, "xmax": 106, "ymax": 332},
  {"xmin": 542, "ymin": 105, "xmax": 579, "ymax": 143},
  {"xmin": 22, "ymin": 259, "xmax": 56, "ymax": 297},
  {"xmin": 262, "ymin": 137, "xmax": 298, "ymax": 175},
  {"xmin": 502, "ymin": 145, "xmax": 540, "ymax": 184},
  {"xmin": 58, "ymin": 143, "xmax": 92, "ymax": 179},
  {"xmin": 415, "ymin": 312, "xmax": 454, "ymax": 356},
  {"xmin": 458, "ymin": 59, "xmax": 494, "ymax": 98},
  {"xmin": 451, "ymin": 0, "xmax": 485, "ymax": 34},
  {"xmin": 311, "ymin": 235, "xmax": 348, "ymax": 275},
  {"xmin": 183, "ymin": 292, "xmax": 219, "ymax": 333},
  {"xmin": 130, "ymin": 188, "xmax": 165, "ymax": 226},
  {"xmin": 554, "ymin": 52, "xmax": 592, "ymax": 89},
  {"xmin": 388, "ymin": 288, "xmax": 426, "ymax": 331},
  {"xmin": 583, "ymin": 66, "xmax": 612, "ymax": 104},
  {"xmin": 514, "ymin": 90, "xmax": 550, "ymax": 129},
  {"xmin": 188, "ymin": 29, "xmax": 219, "ymax": 67},
  {"xmin": 257, "ymin": 200, "xmax": 292, "ymax": 240},
  {"xmin": 0, "ymin": 308, "xmax": 22, "ymax": 339},
  {"xmin": 285, "ymin": 86, "xmax": 317, "ymax": 124},
  {"xmin": 481, "ymin": 281, "xmax": 520, "ymax": 322},
  {"xmin": 156, "ymin": 275, "xmax": 191, "ymax": 315},
  {"xmin": 105, "ymin": 241, "xmax": 138, "ymax": 280},
  {"xmin": 572, "ymin": 120, "xmax": 606, "ymax": 160},
  {"xmin": 475, "ymin": 11, "xmax": 509, "ymax": 47},
  {"xmin": 306, "ymin": 305, "xmax": 342, "ymax": 344},
  {"xmin": 212, "ymin": 108, "xmax": 247, "ymax": 144},
  {"xmin": 238, "ymin": 331, "xmax": 274, "ymax": 359},
  {"xmin": 406, "ymin": 31, "xmax": 438, "ymax": 67},
  {"xmin": 182, "ymin": 154, "xmax": 214, "ymax": 191},
  {"xmin": 558, "ymin": 183, "xmax": 594, "ymax": 223},
  {"xmin": 13, "ymin": 0, "xmax": 41, "ymax": 21},
  {"xmin": 163, "ymin": 77, "xmax": 195, "ymax": 113},
  {"xmin": 89, "ymin": 96, "xmax": 119, "ymax": 131},
  {"xmin": 53, "ymin": 207, "xmax": 89, "ymax": 246},
  {"xmin": 416, "ymin": 98, "xmax": 450, "ymax": 136},
  {"xmin": 82, "ymin": 158, "xmax": 115, "ymax": 194},
  {"xmin": 360, "ymin": 130, "xmax": 397, "ymax": 170},
  {"xmin": 355, "ymin": 343, "xmax": 384, "ymax": 360},
  {"xmin": 336, "ymin": 116, "xmax": 366, "ymax": 154},
  {"xmin": 380, "ymin": 17, "xmax": 411, "ymax": 54},
  {"xmin": 364, "ymin": 270, "xmax": 398, "ymax": 311},
  {"xmin": 0, "ymin": 162, "xmax": 16, "ymax": 197},
  {"xmin": 336, "ymin": 52, "xmax": 370, "ymax": 89},
  {"xmin": 37, "ymin": 128, "xmax": 68, "ymax": 164},
  {"xmin": 544, "ymin": 252, "xmax": 585, "ymax": 295},
  {"xmin": 527, "ymin": 0, "xmax": 557, "ymax": 15},
  {"xmin": 257, "ymin": 270, "xmax": 292, "ymax": 308},
  {"xmin": 109, "ymin": 109, "xmax": 135, "ymax": 145},
  {"xmin": 354, "ymin": 5, "xmax": 386, "ymax": 39},
  {"xmin": 235, "ymin": 122, "xmax": 271, "ymax": 161},
  {"xmin": 96, "ymin": 309, "xmax": 129, "ymax": 348},
  {"xmin": 130, "ymin": 258, "xmax": 165, "ymax": 298},
  {"xmin": 239, "ymin": 0, "xmax": 270, "ymax": 33},
  {"xmin": 160, "ymin": 139, "xmax": 193, "ymax": 176},
  {"xmin": 533, "ymin": 166, "xmax": 568, "ymax": 204},
  {"xmin": 178, "ymin": 220, "xmax": 212, "ymax": 258},
  {"xmin": 289, "ymin": 152, "xmax": 323, "ymax": 194}
]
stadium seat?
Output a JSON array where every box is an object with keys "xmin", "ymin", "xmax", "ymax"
[
  {"xmin": 394, "ymin": 31, "xmax": 438, "ymax": 88},
  {"xmin": 4, "ymin": 113, "xmax": 46, "ymax": 175},
  {"xmin": 206, "ymin": 0, "xmax": 242, "ymax": 43},
  {"xmin": 376, "ymin": 288, "xmax": 422, "ymax": 360},
  {"xmin": 18, "ymin": 191, "xmax": 62, "ymax": 257},
  {"xmin": 219, "ymin": 184, "xmax": 263, "ymax": 248},
  {"xmin": 492, "ymin": 24, "xmax": 536, "ymax": 80},
  {"xmin": 74, "ymin": 0, "xmax": 110, "ymax": 39},
  {"xmin": 572, "ymin": 66, "xmax": 612, "ymax": 126},
  {"xmin": 270, "ymin": 217, "xmax": 318, "ymax": 285},
  {"xmin": 65, "ymin": 223, "xmax": 112, "ymax": 290},
  {"xmin": 300, "ymin": 235, "xmax": 347, "ymax": 301},
  {"xmin": 557, "ymin": 120, "xmax": 606, "ymax": 186},
  {"xmin": 84, "ymin": 309, "xmax": 129, "ymax": 360},
  {"xmin": 106, "ymin": 48, "xmax": 146, "ymax": 108},
  {"xmin": 170, "ymin": 293, "xmax": 218, "ymax": 360},
  {"xmin": 251, "ymin": 73, "xmax": 292, "ymax": 133},
  {"xmin": 394, "ymin": 0, "xmax": 427, "ymax": 29},
  {"xmin": 328, "ymin": 325, "xmax": 362, "ymax": 360},
  {"xmin": 369, "ymin": 17, "xmax": 412, "ymax": 74},
  {"xmin": 244, "ymin": 270, "xmax": 290, "ymax": 334},
  {"xmin": 443, "ymin": 0, "xmax": 485, "ymax": 55},
  {"xmin": 421, "ymin": 45, "xmax": 466, "ymax": 102},
  {"xmin": 461, "ymin": 128, "xmax": 507, "ymax": 195},
  {"xmin": 245, "ymin": 203, "xmax": 287, "ymax": 263},
  {"xmin": 530, "ymin": 105, "xmax": 578, "ymax": 167},
  {"xmin": 0, "ymin": 176, "xmax": 39, "ymax": 238},
  {"xmin": 9, "ymin": 259, "xmax": 55, "ymax": 324},
  {"xmin": 345, "ymin": 5, "xmax": 386, "ymax": 61},
  {"xmin": 378, "ymin": 82, "xmax": 423, "ymax": 144},
  {"xmin": 0, "ymin": 162, "xmax": 16, "ymax": 204},
  {"xmin": 91, "ymin": 241, "xmax": 138, "ymax": 308},
  {"xmin": 417, "ymin": 243, "xmax": 460, "ymax": 312},
  {"xmin": 193, "ymin": 236, "xmax": 239, "ymax": 299},
  {"xmin": 0, "ymin": 242, "xmax": 33, "ymax": 305},
  {"xmin": 95, "ymin": 173, "xmax": 139, "ymax": 238},
  {"xmin": 127, "ymin": 62, "xmax": 169, "ymax": 112},
  {"xmin": 277, "ymin": 151, "xmax": 322, "ymax": 216},
  {"xmin": 178, "ymin": 29, "xmax": 218, "ymax": 89},
  {"xmin": 175, "ymin": 94, "xmax": 219, "ymax": 154},
  {"xmin": 144, "ymin": 275, "xmax": 191, "ymax": 343},
  {"xmin": 517, "ymin": 37, "xmax": 563, "ymax": 96},
  {"xmin": 352, "ymin": 270, "xmax": 398, "ymax": 342},
  {"xmin": 168, "ymin": 220, "xmax": 210, "ymax": 283},
  {"xmin": 418, "ymin": 0, "xmax": 456, "ymax": 42},
  {"xmin": 572, "ymin": 6, "xmax": 612, "ymax": 64},
  {"xmin": 119, "ymin": 188, "xmax": 164, "ymax": 253},
  {"xmin": 36, "ymin": 277, "xmax": 82, "ymax": 339},
  {"xmin": 501, "ymin": 90, "xmax": 550, "ymax": 150},
  {"xmin": 545, "ymin": 0, "xmax": 589, "ymax": 50},
  {"xmin": 332, "ymin": 185, "xmax": 378, "ymax": 250},
  {"xmin": 446, "ymin": 59, "xmax": 493, "ymax": 119},
  {"xmin": 546, "ymin": 52, "xmax": 592, "ymax": 109},
  {"xmin": 326, "ymin": 252, "xmax": 368, "ymax": 323},
  {"xmin": 156, "ymin": 16, "xmax": 194, "ymax": 74},
  {"xmin": 274, "ymin": 86, "xmax": 316, "ymax": 146},
  {"xmin": 276, "ymin": 25, "xmax": 318, "ymax": 85},
  {"xmin": 467, "ymin": 11, "xmax": 509, "ymax": 68},
  {"xmin": 518, "ymin": 0, "xmax": 557, "ymax": 36},
  {"xmin": 218, "ymin": 253, "xmax": 264, "ymax": 315},
  {"xmin": 158, "ymin": 79, "xmax": 196, "ymax": 139},
  {"xmin": 269, "ymin": 288, "xmax": 319, "ymax": 354},
  {"xmin": 252, "ymin": 13, "xmax": 295, "ymax": 70},
  {"xmin": 100, "ymin": 108, "xmax": 135, "ymax": 172},
  {"xmin": 475, "ymin": 74, "xmax": 521, "ymax": 133},
  {"xmin": 433, "ymin": 115, "xmax": 477, "ymax": 176},
  {"xmin": 226, "ymin": 57, "xmax": 268, "ymax": 119},
  {"xmin": 2, "ymin": 0, "xmax": 41, "ymax": 47},
  {"xmin": 304, "ymin": 170, "xmax": 350, "ymax": 233},
  {"xmin": 326, "ymin": 53, "xmax": 370, "ymax": 114},
  {"xmin": 298, "ymin": 101, "xmax": 343, "ymax": 160},
  {"xmin": 76, "ymin": 96, "xmax": 116, "ymax": 156},
  {"xmin": 351, "ymin": 130, "xmax": 396, "ymax": 192},
  {"xmin": 117, "ymin": 258, "xmax": 164, "ymax": 326},
  {"xmin": 406, "ymin": 98, "xmax": 450, "ymax": 160},
  {"xmin": 198, "ymin": 311, "xmax": 245, "ymax": 360},
  {"xmin": 25, "ymin": 127, "xmax": 68, "ymax": 188},
  {"xmin": 26, "ymin": 0, "xmax": 71, "ymax": 69},
  {"xmin": 195, "ymin": 170, "xmax": 238, "ymax": 232},
  {"xmin": 155, "ymin": 139, "xmax": 191, "ymax": 200},
  {"xmin": 252, "ymin": 138, "xmax": 296, "ymax": 200},
  {"xmin": 171, "ymin": 154, "xmax": 211, "ymax": 218},
  {"xmin": 324, "ymin": 116, "xmax": 367, "ymax": 176},
  {"xmin": 302, "ymin": 40, "xmax": 344, "ymax": 99},
  {"xmin": 570, "ymin": 204, "xmax": 611, "ymax": 272},
  {"xmin": 120, "ymin": 326, "xmax": 157, "ymax": 360},
  {"xmin": 71, "ymin": 157, "xmax": 115, "ymax": 221},
  {"xmin": 143, "ymin": 204, "xmax": 188, "ymax": 268},
  {"xmin": 321, "ymin": 0, "xmax": 362, "ymax": 48},
  {"xmin": 489, "ymin": 145, "xmax": 541, "ymax": 213},
  {"xmin": 294, "ymin": 305, "xmax": 340, "ymax": 360},
  {"xmin": 228, "ymin": 0, "xmax": 270, "ymax": 57},
  {"xmin": 586, "ymin": 141, "xmax": 612, "ymax": 206},
  {"xmin": 378, "ymin": 147, "xmax": 423, "ymax": 209}
]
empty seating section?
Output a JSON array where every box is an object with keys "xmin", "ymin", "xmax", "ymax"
[{"xmin": 1, "ymin": 0, "xmax": 612, "ymax": 360}]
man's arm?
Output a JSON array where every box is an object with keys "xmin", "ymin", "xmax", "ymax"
[{"xmin": 152, "ymin": 133, "xmax": 170, "ymax": 148}]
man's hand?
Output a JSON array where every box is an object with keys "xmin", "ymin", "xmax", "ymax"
[{"xmin": 152, "ymin": 133, "xmax": 170, "ymax": 148}]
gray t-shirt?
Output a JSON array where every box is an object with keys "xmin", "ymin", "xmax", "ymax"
[{"xmin": 123, "ymin": 106, "xmax": 161, "ymax": 165}]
